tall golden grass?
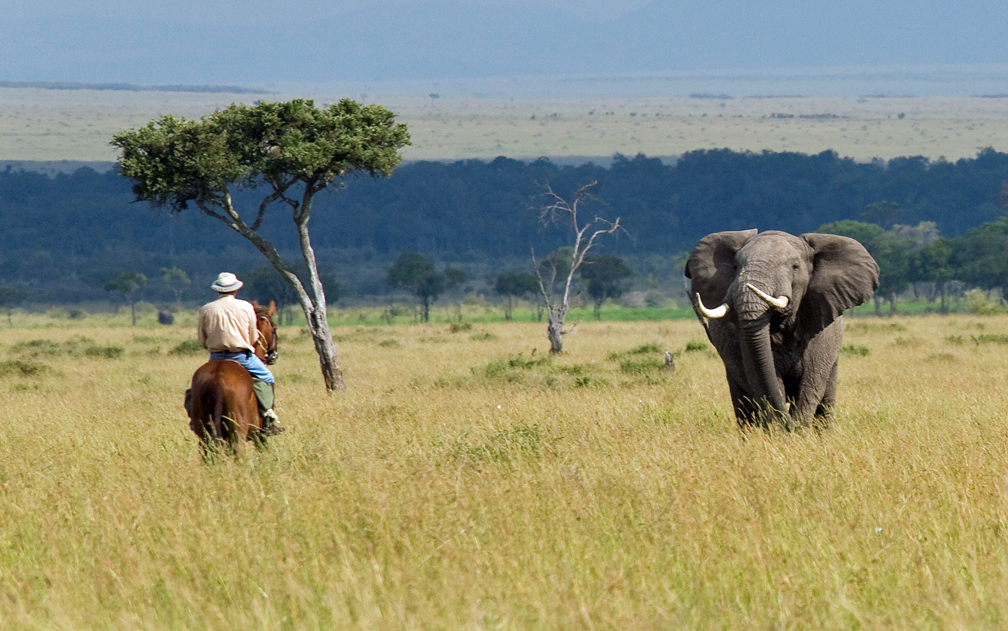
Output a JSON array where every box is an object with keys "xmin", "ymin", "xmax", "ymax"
[{"xmin": 2, "ymin": 313, "xmax": 1008, "ymax": 629}]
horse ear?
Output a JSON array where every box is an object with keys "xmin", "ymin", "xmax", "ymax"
[
  {"xmin": 251, "ymin": 300, "xmax": 260, "ymax": 309},
  {"xmin": 268, "ymin": 301, "xmax": 276, "ymax": 316}
]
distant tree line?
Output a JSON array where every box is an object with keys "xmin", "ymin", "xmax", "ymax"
[
  {"xmin": 0, "ymin": 148, "xmax": 1007, "ymax": 303},
  {"xmin": 820, "ymin": 208, "xmax": 1008, "ymax": 315}
]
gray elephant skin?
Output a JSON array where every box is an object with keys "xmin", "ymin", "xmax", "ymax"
[{"xmin": 684, "ymin": 229, "xmax": 879, "ymax": 429}]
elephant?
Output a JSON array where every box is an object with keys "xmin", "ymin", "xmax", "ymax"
[{"xmin": 684, "ymin": 229, "xmax": 879, "ymax": 429}]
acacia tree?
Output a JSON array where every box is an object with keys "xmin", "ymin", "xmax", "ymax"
[
  {"xmin": 0, "ymin": 285, "xmax": 25, "ymax": 327},
  {"xmin": 494, "ymin": 271, "xmax": 539, "ymax": 321},
  {"xmin": 533, "ymin": 182, "xmax": 621, "ymax": 353},
  {"xmin": 580, "ymin": 254, "xmax": 632, "ymax": 319},
  {"xmin": 387, "ymin": 251, "xmax": 463, "ymax": 322},
  {"xmin": 105, "ymin": 271, "xmax": 148, "ymax": 325},
  {"xmin": 112, "ymin": 99, "xmax": 410, "ymax": 391},
  {"xmin": 161, "ymin": 267, "xmax": 191, "ymax": 304}
]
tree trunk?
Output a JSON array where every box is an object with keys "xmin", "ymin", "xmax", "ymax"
[
  {"xmin": 303, "ymin": 299, "xmax": 344, "ymax": 390},
  {"xmin": 547, "ymin": 310, "xmax": 565, "ymax": 353},
  {"xmin": 203, "ymin": 189, "xmax": 347, "ymax": 391},
  {"xmin": 130, "ymin": 297, "xmax": 137, "ymax": 326},
  {"xmin": 874, "ymin": 295, "xmax": 883, "ymax": 317}
]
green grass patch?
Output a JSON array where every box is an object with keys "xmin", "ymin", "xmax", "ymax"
[
  {"xmin": 10, "ymin": 337, "xmax": 123, "ymax": 359},
  {"xmin": 620, "ymin": 357, "xmax": 665, "ymax": 374},
  {"xmin": 842, "ymin": 344, "xmax": 870, "ymax": 356},
  {"xmin": 169, "ymin": 339, "xmax": 204, "ymax": 355},
  {"xmin": 971, "ymin": 334, "xmax": 1008, "ymax": 345},
  {"xmin": 377, "ymin": 339, "xmax": 401, "ymax": 348},
  {"xmin": 683, "ymin": 340, "xmax": 709, "ymax": 353},
  {"xmin": 608, "ymin": 343, "xmax": 662, "ymax": 361},
  {"xmin": 847, "ymin": 321, "xmax": 908, "ymax": 333},
  {"xmin": 451, "ymin": 423, "xmax": 556, "ymax": 467},
  {"xmin": 84, "ymin": 344, "xmax": 124, "ymax": 359},
  {"xmin": 469, "ymin": 331, "xmax": 496, "ymax": 341},
  {"xmin": 475, "ymin": 353, "xmax": 608, "ymax": 388},
  {"xmin": 483, "ymin": 354, "xmax": 551, "ymax": 377},
  {"xmin": 0, "ymin": 359, "xmax": 47, "ymax": 376}
]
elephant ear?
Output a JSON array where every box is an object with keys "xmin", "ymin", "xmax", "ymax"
[
  {"xmin": 685, "ymin": 229, "xmax": 757, "ymax": 308},
  {"xmin": 797, "ymin": 233, "xmax": 880, "ymax": 336}
]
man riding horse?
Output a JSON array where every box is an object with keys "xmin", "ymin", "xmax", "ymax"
[{"xmin": 193, "ymin": 272, "xmax": 285, "ymax": 436}]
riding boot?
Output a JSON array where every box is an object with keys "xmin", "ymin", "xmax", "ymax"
[{"xmin": 252, "ymin": 379, "xmax": 285, "ymax": 435}]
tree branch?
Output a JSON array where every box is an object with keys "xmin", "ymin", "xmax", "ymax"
[
  {"xmin": 196, "ymin": 195, "xmax": 315, "ymax": 317},
  {"xmin": 252, "ymin": 177, "xmax": 298, "ymax": 231}
]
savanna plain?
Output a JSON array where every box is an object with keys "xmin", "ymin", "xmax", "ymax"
[
  {"xmin": 2, "ymin": 86, "xmax": 1007, "ymax": 164},
  {"xmin": 4, "ymin": 310, "xmax": 1008, "ymax": 629}
]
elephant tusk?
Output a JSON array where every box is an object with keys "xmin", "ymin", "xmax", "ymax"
[
  {"xmin": 746, "ymin": 283, "xmax": 789, "ymax": 310},
  {"xmin": 696, "ymin": 293, "xmax": 729, "ymax": 319}
]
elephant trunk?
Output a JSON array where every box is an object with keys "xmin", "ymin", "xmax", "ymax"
[{"xmin": 737, "ymin": 294, "xmax": 791, "ymax": 426}]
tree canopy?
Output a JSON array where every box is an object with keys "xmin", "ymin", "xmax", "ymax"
[
  {"xmin": 387, "ymin": 251, "xmax": 446, "ymax": 322},
  {"xmin": 494, "ymin": 271, "xmax": 540, "ymax": 321},
  {"xmin": 580, "ymin": 254, "xmax": 632, "ymax": 319},
  {"xmin": 104, "ymin": 271, "xmax": 148, "ymax": 325},
  {"xmin": 112, "ymin": 98, "xmax": 410, "ymax": 390}
]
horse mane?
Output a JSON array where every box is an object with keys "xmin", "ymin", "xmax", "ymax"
[{"xmin": 251, "ymin": 300, "xmax": 277, "ymax": 317}]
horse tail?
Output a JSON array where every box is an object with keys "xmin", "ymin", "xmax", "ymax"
[{"xmin": 211, "ymin": 394, "xmax": 226, "ymax": 442}]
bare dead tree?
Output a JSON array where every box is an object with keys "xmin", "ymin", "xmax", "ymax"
[{"xmin": 533, "ymin": 181, "xmax": 622, "ymax": 353}]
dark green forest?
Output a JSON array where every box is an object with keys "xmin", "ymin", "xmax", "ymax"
[{"xmin": 1, "ymin": 148, "xmax": 1007, "ymax": 306}]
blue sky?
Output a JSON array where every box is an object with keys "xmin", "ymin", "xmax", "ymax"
[{"xmin": 2, "ymin": 0, "xmax": 1006, "ymax": 90}]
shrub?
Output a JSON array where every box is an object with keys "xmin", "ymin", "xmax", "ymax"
[{"xmin": 963, "ymin": 289, "xmax": 1003, "ymax": 315}]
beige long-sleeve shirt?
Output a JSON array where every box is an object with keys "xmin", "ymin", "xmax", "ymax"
[{"xmin": 197, "ymin": 295, "xmax": 257, "ymax": 353}]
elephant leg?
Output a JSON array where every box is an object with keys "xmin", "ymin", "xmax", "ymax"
[
  {"xmin": 728, "ymin": 378, "xmax": 761, "ymax": 428},
  {"xmin": 813, "ymin": 361, "xmax": 839, "ymax": 426},
  {"xmin": 796, "ymin": 357, "xmax": 836, "ymax": 427}
]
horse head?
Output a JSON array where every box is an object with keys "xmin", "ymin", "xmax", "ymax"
[{"xmin": 252, "ymin": 300, "xmax": 278, "ymax": 365}]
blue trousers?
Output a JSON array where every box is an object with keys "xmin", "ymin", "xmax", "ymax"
[{"xmin": 210, "ymin": 351, "xmax": 275, "ymax": 384}]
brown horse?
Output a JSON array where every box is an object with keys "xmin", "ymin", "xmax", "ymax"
[{"xmin": 188, "ymin": 301, "xmax": 278, "ymax": 451}]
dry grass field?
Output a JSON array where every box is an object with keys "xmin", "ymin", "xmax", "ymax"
[
  {"xmin": 2, "ymin": 87, "xmax": 1007, "ymax": 164},
  {"xmin": 3, "ymin": 310, "xmax": 1008, "ymax": 628}
]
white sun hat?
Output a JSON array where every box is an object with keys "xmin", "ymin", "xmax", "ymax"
[{"xmin": 211, "ymin": 272, "xmax": 243, "ymax": 293}]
